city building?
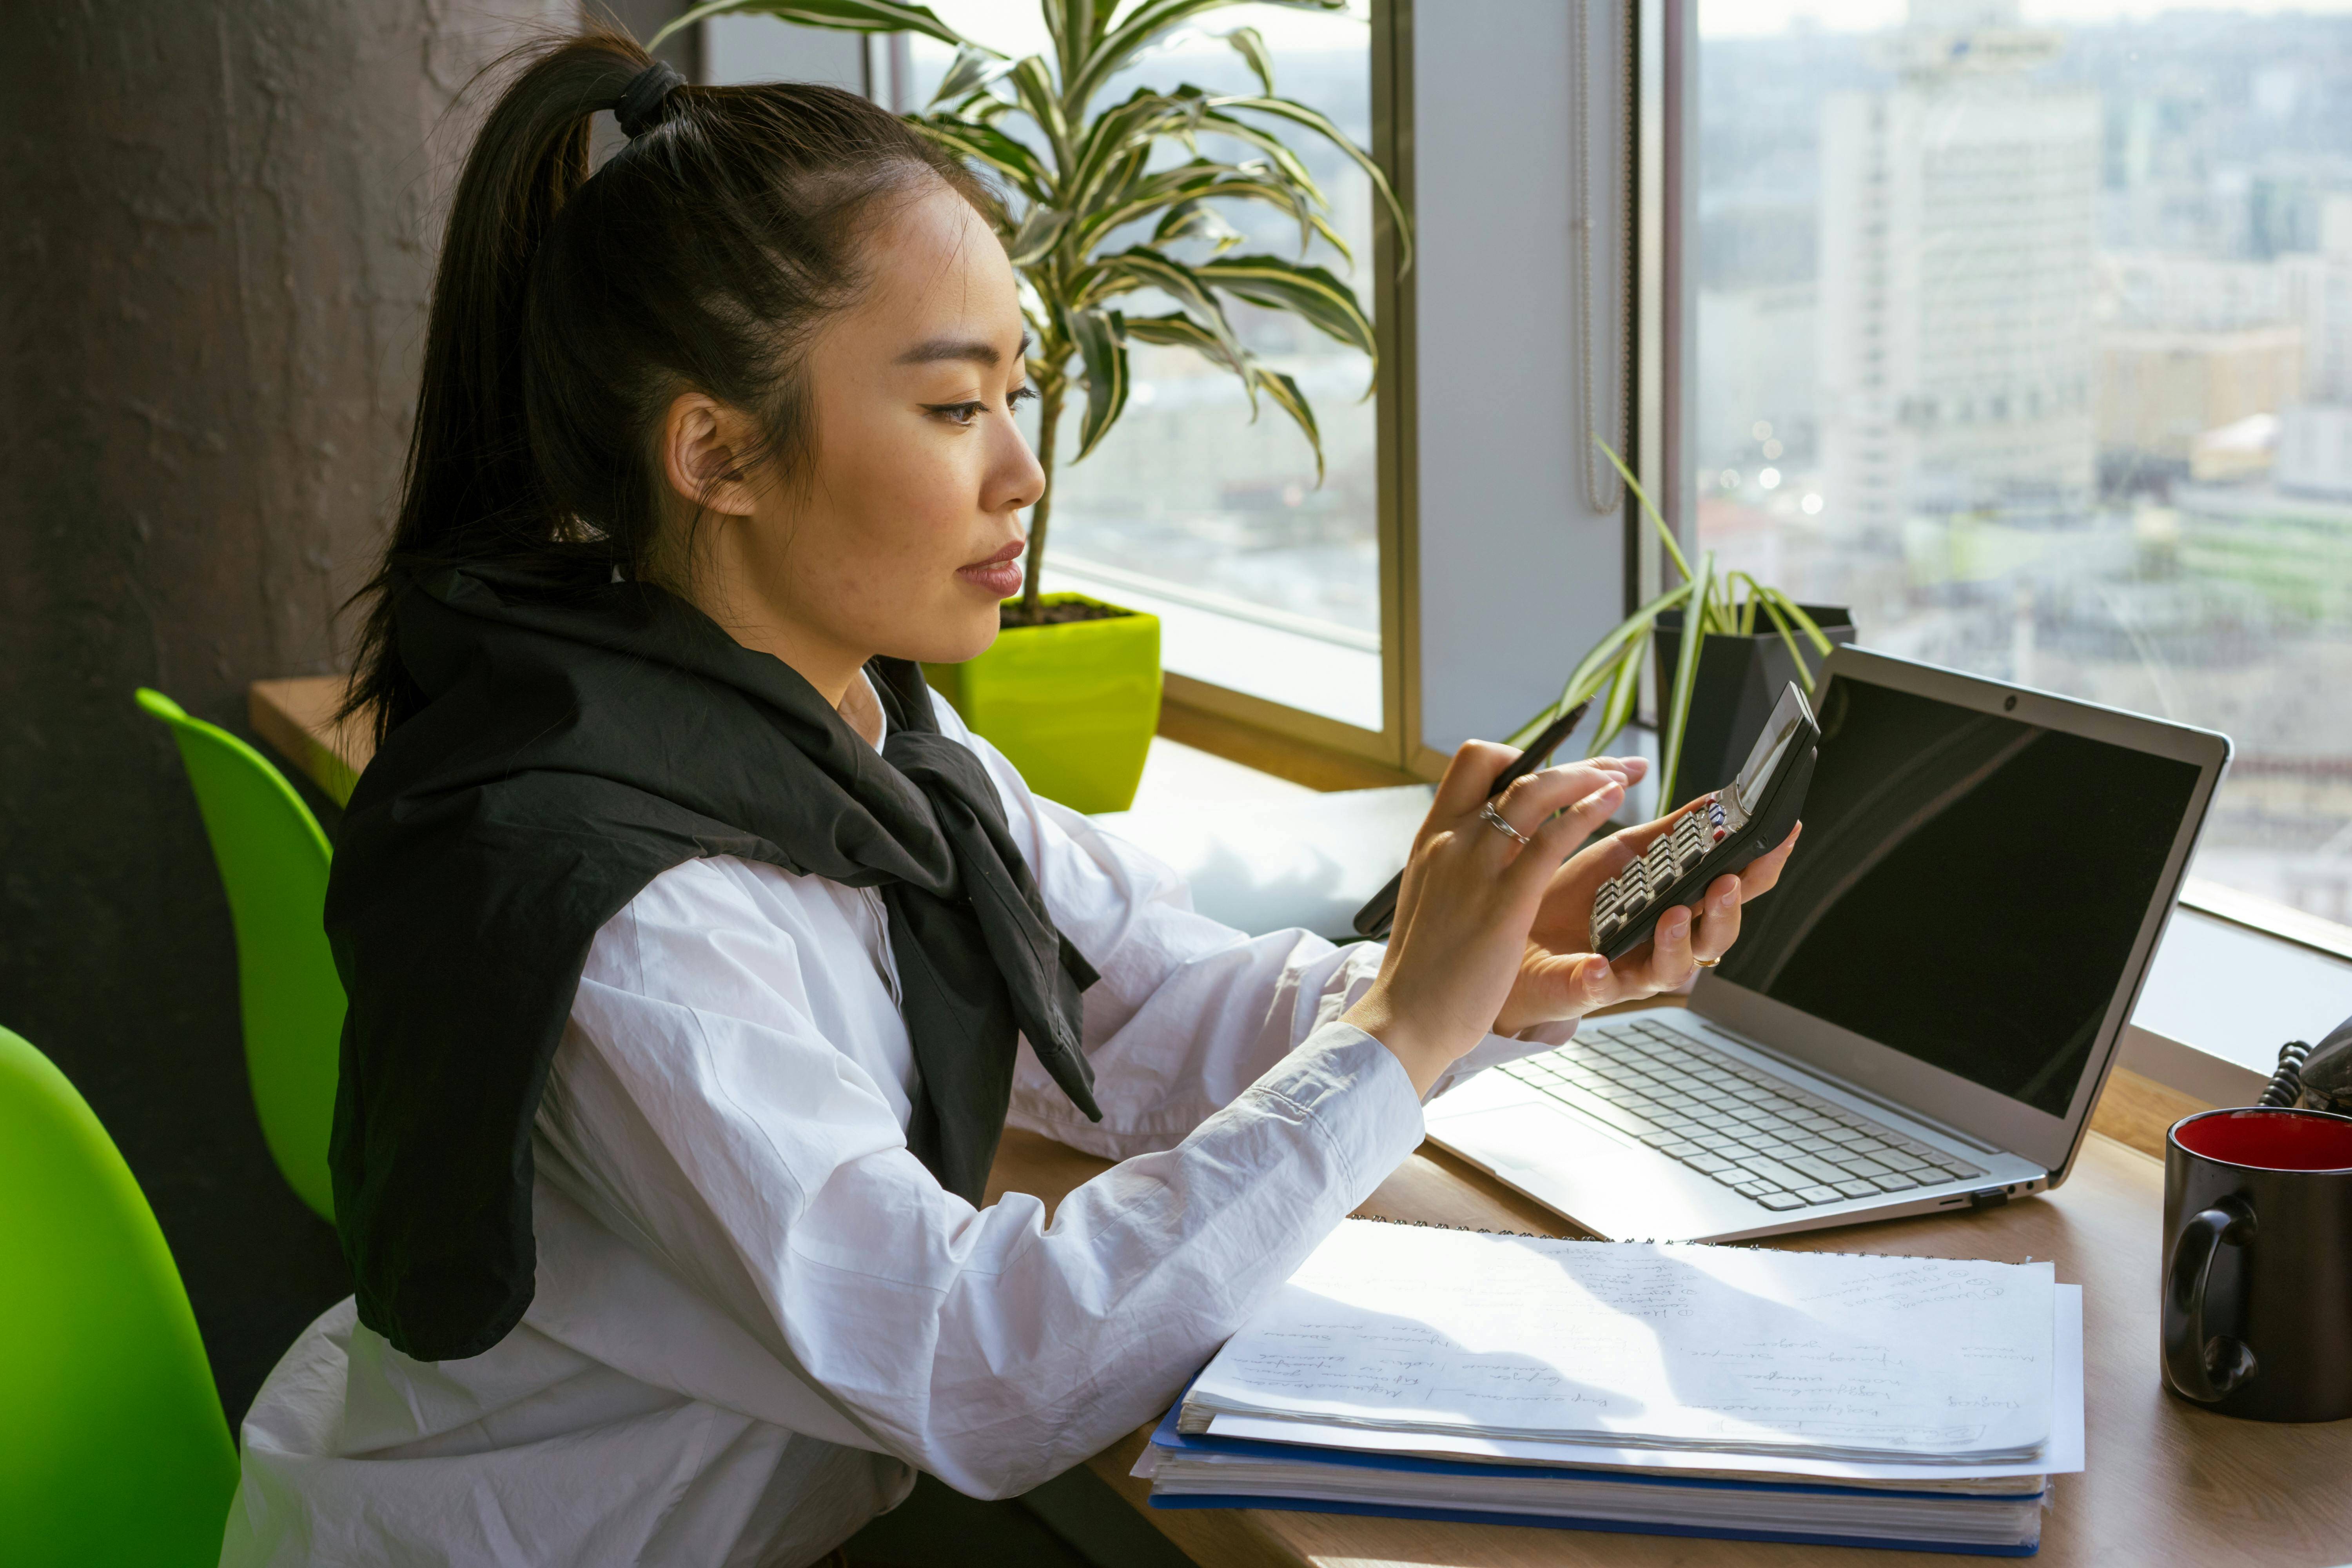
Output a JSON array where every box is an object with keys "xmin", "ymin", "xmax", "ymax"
[
  {"xmin": 2278, "ymin": 403, "xmax": 2352, "ymax": 500},
  {"xmin": 2096, "ymin": 323, "xmax": 2303, "ymax": 474},
  {"xmin": 2282, "ymin": 194, "xmax": 2352, "ymax": 402},
  {"xmin": 1817, "ymin": 0, "xmax": 2100, "ymax": 532}
]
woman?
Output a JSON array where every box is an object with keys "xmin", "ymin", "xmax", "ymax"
[{"xmin": 220, "ymin": 29, "xmax": 1796, "ymax": 1568}]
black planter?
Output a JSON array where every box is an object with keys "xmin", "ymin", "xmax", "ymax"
[{"xmin": 1653, "ymin": 604, "xmax": 1856, "ymax": 808}]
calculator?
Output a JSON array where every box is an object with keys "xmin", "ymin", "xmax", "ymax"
[{"xmin": 1591, "ymin": 682, "xmax": 1818, "ymax": 961}]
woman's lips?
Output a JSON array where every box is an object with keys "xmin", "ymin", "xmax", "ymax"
[{"xmin": 956, "ymin": 541, "xmax": 1025, "ymax": 599}]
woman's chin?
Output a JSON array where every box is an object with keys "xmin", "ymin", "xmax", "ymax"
[{"xmin": 897, "ymin": 604, "xmax": 1003, "ymax": 667}]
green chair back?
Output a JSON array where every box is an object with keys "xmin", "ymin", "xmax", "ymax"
[
  {"xmin": 0, "ymin": 1025, "xmax": 238, "ymax": 1565},
  {"xmin": 136, "ymin": 689, "xmax": 341, "ymax": 1221}
]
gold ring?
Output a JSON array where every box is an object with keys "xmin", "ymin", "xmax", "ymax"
[{"xmin": 1692, "ymin": 955, "xmax": 1720, "ymax": 969}]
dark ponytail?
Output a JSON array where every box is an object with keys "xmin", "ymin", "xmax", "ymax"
[{"xmin": 343, "ymin": 23, "xmax": 993, "ymax": 742}]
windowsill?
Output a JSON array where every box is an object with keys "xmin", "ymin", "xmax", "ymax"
[
  {"xmin": 2123, "ymin": 898, "xmax": 2352, "ymax": 1107},
  {"xmin": 2178, "ymin": 877, "xmax": 2352, "ymax": 965}
]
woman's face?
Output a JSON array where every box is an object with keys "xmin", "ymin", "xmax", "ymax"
[{"xmin": 660, "ymin": 179, "xmax": 1043, "ymax": 697}]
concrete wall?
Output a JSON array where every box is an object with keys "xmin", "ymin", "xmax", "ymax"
[
  {"xmin": 1413, "ymin": 0, "xmax": 1634, "ymax": 755},
  {"xmin": 0, "ymin": 0, "xmax": 566, "ymax": 1425}
]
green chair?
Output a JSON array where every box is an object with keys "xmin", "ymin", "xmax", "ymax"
[
  {"xmin": 0, "ymin": 1025, "xmax": 239, "ymax": 1565},
  {"xmin": 137, "ymin": 689, "xmax": 341, "ymax": 1221}
]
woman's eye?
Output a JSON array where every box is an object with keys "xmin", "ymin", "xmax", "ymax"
[
  {"xmin": 1008, "ymin": 385, "xmax": 1038, "ymax": 409},
  {"xmin": 925, "ymin": 401, "xmax": 987, "ymax": 426}
]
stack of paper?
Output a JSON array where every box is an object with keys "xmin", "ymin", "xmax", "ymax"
[{"xmin": 1140, "ymin": 1221, "xmax": 2084, "ymax": 1554}]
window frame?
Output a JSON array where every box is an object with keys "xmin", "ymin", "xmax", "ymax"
[{"xmin": 1143, "ymin": 0, "xmax": 1423, "ymax": 780}]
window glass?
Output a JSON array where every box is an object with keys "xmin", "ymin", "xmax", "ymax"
[
  {"xmin": 909, "ymin": 4, "xmax": 1382, "ymax": 730},
  {"xmin": 1698, "ymin": 0, "xmax": 2352, "ymax": 932}
]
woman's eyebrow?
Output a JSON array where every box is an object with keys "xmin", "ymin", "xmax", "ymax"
[{"xmin": 895, "ymin": 330, "xmax": 1031, "ymax": 367}]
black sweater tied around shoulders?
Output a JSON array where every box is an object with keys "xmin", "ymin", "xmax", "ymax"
[{"xmin": 326, "ymin": 563, "xmax": 1101, "ymax": 1362}]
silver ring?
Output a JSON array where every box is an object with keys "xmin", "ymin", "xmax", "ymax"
[{"xmin": 1478, "ymin": 801, "xmax": 1532, "ymax": 848}]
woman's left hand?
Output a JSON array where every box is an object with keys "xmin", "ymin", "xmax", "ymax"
[{"xmin": 1490, "ymin": 779, "xmax": 1802, "ymax": 1036}]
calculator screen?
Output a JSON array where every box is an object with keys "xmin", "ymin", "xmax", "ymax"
[
  {"xmin": 1710, "ymin": 675, "xmax": 2202, "ymax": 1118},
  {"xmin": 1728, "ymin": 683, "xmax": 1814, "ymax": 818}
]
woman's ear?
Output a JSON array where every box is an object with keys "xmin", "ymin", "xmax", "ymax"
[{"xmin": 658, "ymin": 391, "xmax": 761, "ymax": 517}]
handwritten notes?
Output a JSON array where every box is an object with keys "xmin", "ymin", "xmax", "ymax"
[{"xmin": 1183, "ymin": 1221, "xmax": 2054, "ymax": 1463}]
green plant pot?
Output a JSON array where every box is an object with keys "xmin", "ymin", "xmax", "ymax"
[
  {"xmin": 1653, "ymin": 603, "xmax": 1857, "ymax": 808},
  {"xmin": 924, "ymin": 593, "xmax": 1162, "ymax": 814}
]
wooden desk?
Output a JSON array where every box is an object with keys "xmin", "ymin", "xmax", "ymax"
[
  {"xmin": 250, "ymin": 675, "xmax": 370, "ymax": 806},
  {"xmin": 982, "ymin": 1127, "xmax": 2352, "ymax": 1568}
]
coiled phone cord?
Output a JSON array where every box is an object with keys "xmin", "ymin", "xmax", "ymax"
[{"xmin": 2261, "ymin": 1039, "xmax": 2314, "ymax": 1109}]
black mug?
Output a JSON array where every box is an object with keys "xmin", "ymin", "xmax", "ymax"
[{"xmin": 2163, "ymin": 1106, "xmax": 2352, "ymax": 1422}]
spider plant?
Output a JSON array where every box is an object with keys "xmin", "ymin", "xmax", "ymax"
[
  {"xmin": 656, "ymin": 0, "xmax": 1409, "ymax": 626},
  {"xmin": 1508, "ymin": 443, "xmax": 1837, "ymax": 808}
]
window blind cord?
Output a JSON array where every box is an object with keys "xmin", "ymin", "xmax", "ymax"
[{"xmin": 1573, "ymin": 0, "xmax": 1633, "ymax": 518}]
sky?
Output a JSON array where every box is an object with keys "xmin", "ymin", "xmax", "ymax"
[{"xmin": 1700, "ymin": 0, "xmax": 2352, "ymax": 37}]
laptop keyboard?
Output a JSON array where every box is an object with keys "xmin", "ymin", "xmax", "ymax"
[{"xmin": 1496, "ymin": 1017, "xmax": 1989, "ymax": 1212}]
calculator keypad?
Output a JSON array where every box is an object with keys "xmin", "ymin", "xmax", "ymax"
[{"xmin": 1592, "ymin": 795, "xmax": 1729, "ymax": 948}]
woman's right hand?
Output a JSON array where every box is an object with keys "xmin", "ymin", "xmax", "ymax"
[{"xmin": 1342, "ymin": 742, "xmax": 1638, "ymax": 1096}]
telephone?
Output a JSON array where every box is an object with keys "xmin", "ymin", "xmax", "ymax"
[
  {"xmin": 2261, "ymin": 1014, "xmax": 2352, "ymax": 1114},
  {"xmin": 1591, "ymin": 682, "xmax": 1818, "ymax": 962}
]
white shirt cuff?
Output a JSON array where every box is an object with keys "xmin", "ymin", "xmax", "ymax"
[
  {"xmin": 1244, "ymin": 1021, "xmax": 1426, "ymax": 1206},
  {"xmin": 1425, "ymin": 1016, "xmax": 1581, "ymax": 1104}
]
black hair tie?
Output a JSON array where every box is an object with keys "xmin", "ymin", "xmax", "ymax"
[{"xmin": 615, "ymin": 60, "xmax": 685, "ymax": 139}]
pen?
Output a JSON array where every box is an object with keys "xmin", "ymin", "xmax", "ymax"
[{"xmin": 1350, "ymin": 697, "xmax": 1597, "ymax": 942}]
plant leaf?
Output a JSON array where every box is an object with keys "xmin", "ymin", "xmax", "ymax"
[
  {"xmin": 1007, "ymin": 54, "xmax": 1075, "ymax": 171},
  {"xmin": 904, "ymin": 116, "xmax": 1054, "ymax": 204},
  {"xmin": 1658, "ymin": 550, "xmax": 1718, "ymax": 807},
  {"xmin": 1070, "ymin": 0, "xmax": 1346, "ymax": 114},
  {"xmin": 1750, "ymin": 592, "xmax": 1817, "ymax": 693},
  {"xmin": 1196, "ymin": 252, "xmax": 1376, "ymax": 360},
  {"xmin": 1205, "ymin": 93, "xmax": 1411, "ymax": 273},
  {"xmin": 1119, "ymin": 310, "xmax": 1249, "ymax": 381},
  {"xmin": 1598, "ymin": 439, "xmax": 1695, "ymax": 585},
  {"xmin": 1075, "ymin": 157, "xmax": 1325, "ymax": 256},
  {"xmin": 1063, "ymin": 89, "xmax": 1194, "ymax": 223},
  {"xmin": 1590, "ymin": 639, "xmax": 1644, "ymax": 756},
  {"xmin": 1191, "ymin": 105, "xmax": 1329, "ymax": 207},
  {"xmin": 1704, "ymin": 559, "xmax": 1740, "ymax": 635},
  {"xmin": 930, "ymin": 43, "xmax": 1016, "ymax": 107},
  {"xmin": 1758, "ymin": 585, "xmax": 1837, "ymax": 655},
  {"xmin": 1072, "ymin": 246, "xmax": 1248, "ymax": 378},
  {"xmin": 1005, "ymin": 205, "xmax": 1070, "ymax": 267},
  {"xmin": 1504, "ymin": 578, "xmax": 1693, "ymax": 748},
  {"xmin": 1068, "ymin": 307, "xmax": 1129, "ymax": 462},
  {"xmin": 651, "ymin": 0, "xmax": 976, "ymax": 52},
  {"xmin": 1152, "ymin": 199, "xmax": 1244, "ymax": 254},
  {"xmin": 1250, "ymin": 365, "xmax": 1323, "ymax": 483},
  {"xmin": 1225, "ymin": 26, "xmax": 1276, "ymax": 95}
]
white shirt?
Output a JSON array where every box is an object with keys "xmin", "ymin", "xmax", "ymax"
[{"xmin": 220, "ymin": 695, "xmax": 1568, "ymax": 1568}]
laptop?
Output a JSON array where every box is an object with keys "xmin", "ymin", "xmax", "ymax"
[{"xmin": 1425, "ymin": 645, "xmax": 2232, "ymax": 1241}]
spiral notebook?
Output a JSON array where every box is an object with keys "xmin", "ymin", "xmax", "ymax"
[{"xmin": 1179, "ymin": 1218, "xmax": 2058, "ymax": 1464}]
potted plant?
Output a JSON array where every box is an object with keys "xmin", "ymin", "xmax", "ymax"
[
  {"xmin": 661, "ymin": 0, "xmax": 1407, "ymax": 811},
  {"xmin": 1508, "ymin": 445, "xmax": 1855, "ymax": 809}
]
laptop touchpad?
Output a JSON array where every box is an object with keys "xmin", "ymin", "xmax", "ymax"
[{"xmin": 1442, "ymin": 1102, "xmax": 1635, "ymax": 1175}]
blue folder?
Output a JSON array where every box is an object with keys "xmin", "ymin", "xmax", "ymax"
[{"xmin": 1143, "ymin": 1400, "xmax": 2043, "ymax": 1557}]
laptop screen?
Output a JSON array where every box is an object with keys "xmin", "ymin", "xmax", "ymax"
[{"xmin": 1709, "ymin": 674, "xmax": 2203, "ymax": 1118}]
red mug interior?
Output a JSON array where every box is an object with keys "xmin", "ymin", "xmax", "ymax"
[{"xmin": 2174, "ymin": 1108, "xmax": 2352, "ymax": 1172}]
